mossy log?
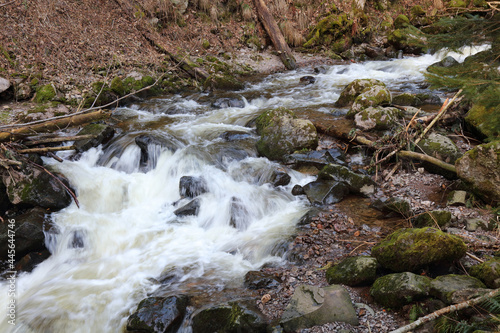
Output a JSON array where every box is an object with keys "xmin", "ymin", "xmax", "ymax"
[
  {"xmin": 0, "ymin": 110, "xmax": 111, "ymax": 142},
  {"xmin": 253, "ymin": 0, "xmax": 297, "ymax": 70}
]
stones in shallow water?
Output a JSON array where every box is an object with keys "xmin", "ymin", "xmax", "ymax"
[
  {"xmin": 244, "ymin": 271, "xmax": 280, "ymax": 290},
  {"xmin": 270, "ymin": 170, "xmax": 291, "ymax": 187},
  {"xmin": 371, "ymin": 227, "xmax": 467, "ymax": 272},
  {"xmin": 302, "ymin": 180, "xmax": 349, "ymax": 206},
  {"xmin": 212, "ymin": 97, "xmax": 245, "ymax": 109},
  {"xmin": 370, "ymin": 196, "xmax": 411, "ymax": 217},
  {"xmin": 299, "ymin": 76, "xmax": 316, "ymax": 85},
  {"xmin": 126, "ymin": 295, "xmax": 189, "ymax": 333},
  {"xmin": 370, "ymin": 272, "xmax": 431, "ymax": 308},
  {"xmin": 280, "ymin": 284, "xmax": 359, "ymax": 332},
  {"xmin": 326, "ymin": 256, "xmax": 378, "ymax": 286}
]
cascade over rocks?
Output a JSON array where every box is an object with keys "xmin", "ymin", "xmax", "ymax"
[
  {"xmin": 74, "ymin": 123, "xmax": 115, "ymax": 152},
  {"xmin": 179, "ymin": 176, "xmax": 208, "ymax": 198}
]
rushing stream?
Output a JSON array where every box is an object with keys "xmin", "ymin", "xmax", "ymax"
[{"xmin": 0, "ymin": 46, "xmax": 487, "ymax": 332}]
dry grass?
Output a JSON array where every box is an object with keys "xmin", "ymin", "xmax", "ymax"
[
  {"xmin": 241, "ymin": 3, "xmax": 253, "ymax": 21},
  {"xmin": 140, "ymin": 0, "xmax": 178, "ymax": 22},
  {"xmin": 281, "ymin": 20, "xmax": 305, "ymax": 47}
]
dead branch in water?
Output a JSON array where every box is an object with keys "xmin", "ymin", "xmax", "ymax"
[{"xmin": 17, "ymin": 146, "xmax": 76, "ymax": 154}]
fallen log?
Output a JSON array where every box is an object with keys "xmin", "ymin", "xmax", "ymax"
[
  {"xmin": 24, "ymin": 134, "xmax": 96, "ymax": 146},
  {"xmin": 253, "ymin": 0, "xmax": 297, "ymax": 70},
  {"xmin": 0, "ymin": 110, "xmax": 111, "ymax": 142}
]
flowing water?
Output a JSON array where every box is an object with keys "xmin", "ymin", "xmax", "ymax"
[{"xmin": 0, "ymin": 46, "xmax": 488, "ymax": 333}]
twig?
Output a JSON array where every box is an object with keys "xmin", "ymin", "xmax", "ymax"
[
  {"xmin": 24, "ymin": 134, "xmax": 95, "ymax": 146},
  {"xmin": 389, "ymin": 288, "xmax": 500, "ymax": 333},
  {"xmin": 0, "ymin": 0, "xmax": 17, "ymax": 7},
  {"xmin": 17, "ymin": 146, "xmax": 75, "ymax": 154},
  {"xmin": 466, "ymin": 251, "xmax": 485, "ymax": 263},
  {"xmin": 47, "ymin": 152, "xmax": 63, "ymax": 163},
  {"xmin": 384, "ymin": 161, "xmax": 402, "ymax": 181}
]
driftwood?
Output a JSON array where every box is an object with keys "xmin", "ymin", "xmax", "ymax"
[
  {"xmin": 0, "ymin": 110, "xmax": 110, "ymax": 142},
  {"xmin": 17, "ymin": 146, "xmax": 76, "ymax": 154},
  {"xmin": 390, "ymin": 288, "xmax": 500, "ymax": 333},
  {"xmin": 253, "ymin": 0, "xmax": 297, "ymax": 70},
  {"xmin": 24, "ymin": 134, "xmax": 95, "ymax": 146}
]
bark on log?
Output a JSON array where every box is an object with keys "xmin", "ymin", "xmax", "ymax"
[
  {"xmin": 253, "ymin": 0, "xmax": 297, "ymax": 70},
  {"xmin": 0, "ymin": 110, "xmax": 111, "ymax": 142}
]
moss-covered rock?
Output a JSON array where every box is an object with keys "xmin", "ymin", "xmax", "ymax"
[
  {"xmin": 35, "ymin": 84, "xmax": 56, "ymax": 103},
  {"xmin": 370, "ymin": 196, "xmax": 412, "ymax": 217},
  {"xmin": 304, "ymin": 13, "xmax": 354, "ymax": 48},
  {"xmin": 430, "ymin": 274, "xmax": 486, "ymax": 304},
  {"xmin": 110, "ymin": 76, "xmax": 127, "ymax": 96},
  {"xmin": 326, "ymin": 256, "xmax": 378, "ymax": 286},
  {"xmin": 255, "ymin": 107, "xmax": 318, "ymax": 161},
  {"xmin": 455, "ymin": 141, "xmax": 500, "ymax": 205},
  {"xmin": 465, "ymin": 103, "xmax": 500, "ymax": 141},
  {"xmin": 354, "ymin": 106, "xmax": 402, "ymax": 130},
  {"xmin": 388, "ymin": 26, "xmax": 427, "ymax": 54},
  {"xmin": 412, "ymin": 210, "xmax": 452, "ymax": 228},
  {"xmin": 394, "ymin": 15, "xmax": 410, "ymax": 29},
  {"xmin": 318, "ymin": 163, "xmax": 375, "ymax": 196},
  {"xmin": 335, "ymin": 79, "xmax": 387, "ymax": 108},
  {"xmin": 449, "ymin": 0, "xmax": 467, "ymax": 8},
  {"xmin": 392, "ymin": 93, "xmax": 421, "ymax": 106},
  {"xmin": 347, "ymin": 86, "xmax": 392, "ymax": 118},
  {"xmin": 370, "ymin": 272, "xmax": 432, "ymax": 308},
  {"xmin": 417, "ymin": 132, "xmax": 463, "ymax": 164},
  {"xmin": 469, "ymin": 258, "xmax": 500, "ymax": 288},
  {"xmin": 371, "ymin": 227, "xmax": 467, "ymax": 272}
]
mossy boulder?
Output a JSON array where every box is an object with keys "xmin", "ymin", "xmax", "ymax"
[
  {"xmin": 455, "ymin": 141, "xmax": 500, "ymax": 205},
  {"xmin": 304, "ymin": 13, "xmax": 354, "ymax": 48},
  {"xmin": 347, "ymin": 86, "xmax": 392, "ymax": 118},
  {"xmin": 354, "ymin": 106, "xmax": 402, "ymax": 130},
  {"xmin": 427, "ymin": 56, "xmax": 459, "ymax": 71},
  {"xmin": 430, "ymin": 275, "xmax": 486, "ymax": 304},
  {"xmin": 465, "ymin": 103, "xmax": 500, "ymax": 141},
  {"xmin": 469, "ymin": 258, "xmax": 500, "ymax": 288},
  {"xmin": 388, "ymin": 27, "xmax": 427, "ymax": 54},
  {"xmin": 318, "ymin": 163, "xmax": 375, "ymax": 196},
  {"xmin": 326, "ymin": 256, "xmax": 378, "ymax": 286},
  {"xmin": 370, "ymin": 272, "xmax": 432, "ymax": 308},
  {"xmin": 449, "ymin": 0, "xmax": 467, "ymax": 8},
  {"xmin": 394, "ymin": 15, "xmax": 410, "ymax": 29},
  {"xmin": 417, "ymin": 132, "xmax": 462, "ymax": 166},
  {"xmin": 371, "ymin": 227, "xmax": 467, "ymax": 272},
  {"xmin": 191, "ymin": 300, "xmax": 267, "ymax": 333},
  {"xmin": 335, "ymin": 79, "xmax": 387, "ymax": 108},
  {"xmin": 35, "ymin": 84, "xmax": 56, "ymax": 103},
  {"xmin": 392, "ymin": 92, "xmax": 441, "ymax": 107},
  {"xmin": 255, "ymin": 107, "xmax": 318, "ymax": 161},
  {"xmin": 110, "ymin": 76, "xmax": 127, "ymax": 96},
  {"xmin": 412, "ymin": 210, "xmax": 452, "ymax": 228}
]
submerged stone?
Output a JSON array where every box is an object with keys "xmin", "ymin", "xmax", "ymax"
[
  {"xmin": 371, "ymin": 227, "xmax": 467, "ymax": 272},
  {"xmin": 370, "ymin": 272, "xmax": 431, "ymax": 308},
  {"xmin": 179, "ymin": 176, "xmax": 208, "ymax": 198},
  {"xmin": 212, "ymin": 98, "xmax": 245, "ymax": 109},
  {"xmin": 174, "ymin": 198, "xmax": 200, "ymax": 217},
  {"xmin": 326, "ymin": 256, "xmax": 378, "ymax": 286}
]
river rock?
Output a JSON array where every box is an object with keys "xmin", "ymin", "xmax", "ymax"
[
  {"xmin": 270, "ymin": 170, "xmax": 291, "ymax": 187},
  {"xmin": 354, "ymin": 106, "xmax": 402, "ymax": 130},
  {"xmin": 212, "ymin": 97, "xmax": 245, "ymax": 109},
  {"xmin": 412, "ymin": 210, "xmax": 451, "ymax": 228},
  {"xmin": 455, "ymin": 141, "xmax": 500, "ymax": 205},
  {"xmin": 427, "ymin": 56, "xmax": 459, "ymax": 71},
  {"xmin": 179, "ymin": 176, "xmax": 208, "ymax": 198},
  {"xmin": 284, "ymin": 149, "xmax": 346, "ymax": 171},
  {"xmin": 346, "ymin": 85, "xmax": 392, "ymax": 118},
  {"xmin": 302, "ymin": 180, "xmax": 349, "ymax": 206},
  {"xmin": 370, "ymin": 196, "xmax": 411, "ymax": 217},
  {"xmin": 388, "ymin": 27, "xmax": 427, "ymax": 54},
  {"xmin": 191, "ymin": 300, "xmax": 268, "ymax": 333},
  {"xmin": 370, "ymin": 272, "xmax": 431, "ymax": 308},
  {"xmin": 465, "ymin": 217, "xmax": 488, "ymax": 232},
  {"xmin": 430, "ymin": 274, "xmax": 486, "ymax": 304},
  {"xmin": 244, "ymin": 271, "xmax": 280, "ymax": 290},
  {"xmin": 318, "ymin": 163, "xmax": 375, "ymax": 196},
  {"xmin": 335, "ymin": 79, "xmax": 387, "ymax": 108},
  {"xmin": 447, "ymin": 190, "xmax": 467, "ymax": 206},
  {"xmin": 255, "ymin": 107, "xmax": 318, "ymax": 161},
  {"xmin": 469, "ymin": 258, "xmax": 500, "ymax": 288},
  {"xmin": 74, "ymin": 123, "xmax": 115, "ymax": 152},
  {"xmin": 280, "ymin": 284, "xmax": 359, "ymax": 332},
  {"xmin": 15, "ymin": 250, "xmax": 51, "ymax": 273},
  {"xmin": 464, "ymin": 103, "xmax": 499, "ymax": 141},
  {"xmin": 371, "ymin": 227, "xmax": 467, "ymax": 272},
  {"xmin": 326, "ymin": 256, "xmax": 378, "ymax": 286},
  {"xmin": 299, "ymin": 76, "xmax": 316, "ymax": 85},
  {"xmin": 174, "ymin": 198, "xmax": 200, "ymax": 217},
  {"xmin": 417, "ymin": 132, "xmax": 462, "ymax": 164},
  {"xmin": 126, "ymin": 295, "xmax": 189, "ymax": 333},
  {"xmin": 0, "ymin": 207, "xmax": 50, "ymax": 261},
  {"xmin": 135, "ymin": 134, "xmax": 183, "ymax": 167},
  {"xmin": 1, "ymin": 163, "xmax": 72, "ymax": 210}
]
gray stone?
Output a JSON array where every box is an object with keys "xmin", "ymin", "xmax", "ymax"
[
  {"xmin": 430, "ymin": 274, "xmax": 486, "ymax": 304},
  {"xmin": 318, "ymin": 163, "xmax": 375, "ymax": 196},
  {"xmin": 417, "ymin": 132, "xmax": 462, "ymax": 164},
  {"xmin": 280, "ymin": 285, "xmax": 358, "ymax": 332},
  {"xmin": 179, "ymin": 176, "xmax": 208, "ymax": 198},
  {"xmin": 427, "ymin": 56, "xmax": 459, "ymax": 71},
  {"xmin": 447, "ymin": 190, "xmax": 467, "ymax": 206},
  {"xmin": 0, "ymin": 77, "xmax": 11, "ymax": 93},
  {"xmin": 354, "ymin": 106, "xmax": 402, "ymax": 130},
  {"xmin": 244, "ymin": 271, "xmax": 280, "ymax": 290},
  {"xmin": 302, "ymin": 180, "xmax": 349, "ymax": 206},
  {"xmin": 370, "ymin": 196, "xmax": 411, "ymax": 217},
  {"xmin": 326, "ymin": 256, "xmax": 378, "ymax": 286},
  {"xmin": 465, "ymin": 218, "xmax": 488, "ymax": 232},
  {"xmin": 174, "ymin": 198, "xmax": 200, "ymax": 217},
  {"xmin": 370, "ymin": 272, "xmax": 431, "ymax": 308}
]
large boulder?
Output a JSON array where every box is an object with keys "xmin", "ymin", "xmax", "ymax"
[
  {"xmin": 346, "ymin": 85, "xmax": 392, "ymax": 118},
  {"xmin": 191, "ymin": 300, "xmax": 268, "ymax": 333},
  {"xmin": 126, "ymin": 295, "xmax": 189, "ymax": 333},
  {"xmin": 469, "ymin": 258, "xmax": 500, "ymax": 289},
  {"xmin": 354, "ymin": 106, "xmax": 402, "ymax": 130},
  {"xmin": 430, "ymin": 275, "xmax": 486, "ymax": 304},
  {"xmin": 335, "ymin": 79, "xmax": 387, "ymax": 108},
  {"xmin": 326, "ymin": 256, "xmax": 378, "ymax": 286},
  {"xmin": 280, "ymin": 284, "xmax": 358, "ymax": 332},
  {"xmin": 255, "ymin": 107, "xmax": 318, "ymax": 161},
  {"xmin": 370, "ymin": 272, "xmax": 432, "ymax": 308},
  {"xmin": 455, "ymin": 141, "xmax": 500, "ymax": 205},
  {"xmin": 371, "ymin": 227, "xmax": 467, "ymax": 272},
  {"xmin": 465, "ymin": 103, "xmax": 500, "ymax": 141}
]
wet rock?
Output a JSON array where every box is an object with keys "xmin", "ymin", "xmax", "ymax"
[
  {"xmin": 347, "ymin": 85, "xmax": 392, "ymax": 118},
  {"xmin": 174, "ymin": 198, "xmax": 200, "ymax": 217},
  {"xmin": 2, "ymin": 163, "xmax": 72, "ymax": 210},
  {"xmin": 280, "ymin": 284, "xmax": 359, "ymax": 332},
  {"xmin": 335, "ymin": 79, "xmax": 387, "ymax": 108},
  {"xmin": 318, "ymin": 163, "xmax": 375, "ymax": 196},
  {"xmin": 135, "ymin": 134, "xmax": 182, "ymax": 167},
  {"xmin": 354, "ymin": 106, "xmax": 402, "ymax": 130},
  {"xmin": 270, "ymin": 170, "xmax": 291, "ymax": 187},
  {"xmin": 430, "ymin": 274, "xmax": 486, "ymax": 304},
  {"xmin": 191, "ymin": 300, "xmax": 268, "ymax": 333},
  {"xmin": 455, "ymin": 141, "xmax": 500, "ymax": 205},
  {"xmin": 364, "ymin": 45, "xmax": 386, "ymax": 60},
  {"xmin": 469, "ymin": 258, "xmax": 500, "ymax": 288},
  {"xmin": 299, "ymin": 76, "xmax": 316, "ymax": 85},
  {"xmin": 0, "ymin": 207, "xmax": 49, "ymax": 261},
  {"xmin": 244, "ymin": 271, "xmax": 280, "ymax": 290},
  {"xmin": 415, "ymin": 93, "xmax": 441, "ymax": 105},
  {"xmin": 255, "ymin": 107, "xmax": 318, "ymax": 162},
  {"xmin": 15, "ymin": 250, "xmax": 51, "ymax": 273},
  {"xmin": 447, "ymin": 190, "xmax": 467, "ymax": 206},
  {"xmin": 74, "ymin": 123, "xmax": 115, "ymax": 152},
  {"xmin": 284, "ymin": 149, "xmax": 346, "ymax": 170},
  {"xmin": 179, "ymin": 176, "xmax": 208, "ymax": 198},
  {"xmin": 464, "ymin": 103, "xmax": 499, "ymax": 141},
  {"xmin": 371, "ymin": 227, "xmax": 467, "ymax": 272},
  {"xmin": 220, "ymin": 131, "xmax": 253, "ymax": 142},
  {"xmin": 212, "ymin": 98, "xmax": 245, "ymax": 109},
  {"xmin": 412, "ymin": 210, "xmax": 451, "ymax": 228},
  {"xmin": 370, "ymin": 196, "xmax": 411, "ymax": 217},
  {"xmin": 370, "ymin": 272, "xmax": 431, "ymax": 308},
  {"xmin": 326, "ymin": 256, "xmax": 378, "ymax": 286},
  {"xmin": 229, "ymin": 197, "xmax": 249, "ymax": 230},
  {"xmin": 302, "ymin": 180, "xmax": 349, "ymax": 206},
  {"xmin": 292, "ymin": 185, "xmax": 305, "ymax": 196},
  {"xmin": 427, "ymin": 56, "xmax": 459, "ymax": 71},
  {"xmin": 126, "ymin": 295, "xmax": 189, "ymax": 333}
]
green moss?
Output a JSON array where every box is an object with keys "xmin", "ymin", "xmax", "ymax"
[
  {"xmin": 469, "ymin": 258, "xmax": 500, "ymax": 288},
  {"xmin": 449, "ymin": 0, "xmax": 467, "ymax": 7},
  {"xmin": 202, "ymin": 40, "xmax": 210, "ymax": 49},
  {"xmin": 394, "ymin": 15, "xmax": 410, "ymax": 29},
  {"xmin": 110, "ymin": 77, "xmax": 127, "ymax": 96},
  {"xmin": 465, "ymin": 103, "xmax": 500, "ymax": 141},
  {"xmin": 35, "ymin": 84, "xmax": 56, "ymax": 103}
]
